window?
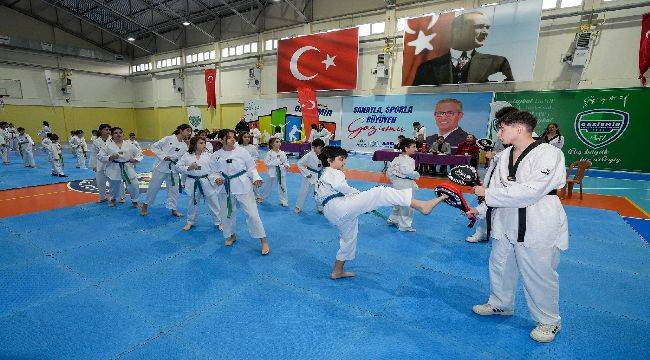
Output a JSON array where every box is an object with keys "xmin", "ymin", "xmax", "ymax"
[
  {"xmin": 171, "ymin": 58, "xmax": 177, "ymax": 66},
  {"xmin": 198, "ymin": 52, "xmax": 204, "ymax": 62},
  {"xmin": 236, "ymin": 45, "xmax": 244, "ymax": 55},
  {"xmin": 209, "ymin": 50, "xmax": 216, "ymax": 59},
  {"xmin": 222, "ymin": 48, "xmax": 229, "ymax": 58},
  {"xmin": 560, "ymin": 0, "xmax": 582, "ymax": 7},
  {"xmin": 229, "ymin": 47, "xmax": 236, "ymax": 56},
  {"xmin": 186, "ymin": 55, "xmax": 192, "ymax": 64},
  {"xmin": 396, "ymin": 18, "xmax": 406, "ymax": 32},
  {"xmin": 273, "ymin": 40, "xmax": 278, "ymax": 49},
  {"xmin": 265, "ymin": 39, "xmax": 273, "ymax": 51},
  {"xmin": 371, "ymin": 22, "xmax": 385, "ymax": 34},
  {"xmin": 542, "ymin": 0, "xmax": 557, "ymax": 9},
  {"xmin": 357, "ymin": 23, "xmax": 371, "ymax": 37},
  {"xmin": 244, "ymin": 44, "xmax": 251, "ymax": 53},
  {"xmin": 251, "ymin": 42, "xmax": 258, "ymax": 53},
  {"xmin": 132, "ymin": 65, "xmax": 137, "ymax": 72}
]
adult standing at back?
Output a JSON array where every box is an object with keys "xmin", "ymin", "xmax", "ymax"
[
  {"xmin": 540, "ymin": 123, "xmax": 564, "ymax": 149},
  {"xmin": 235, "ymin": 117, "xmax": 249, "ymax": 135},
  {"xmin": 140, "ymin": 124, "xmax": 192, "ymax": 217}
]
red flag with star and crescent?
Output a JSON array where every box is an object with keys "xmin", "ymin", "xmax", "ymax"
[
  {"xmin": 277, "ymin": 28, "xmax": 359, "ymax": 92},
  {"xmin": 401, "ymin": 13, "xmax": 455, "ymax": 86},
  {"xmin": 639, "ymin": 13, "xmax": 650, "ymax": 86}
]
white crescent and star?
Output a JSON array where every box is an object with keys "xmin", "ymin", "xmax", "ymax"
[
  {"xmin": 289, "ymin": 46, "xmax": 337, "ymax": 81},
  {"xmin": 406, "ymin": 14, "xmax": 440, "ymax": 55}
]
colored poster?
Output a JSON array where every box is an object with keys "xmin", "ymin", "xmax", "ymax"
[
  {"xmin": 243, "ymin": 97, "xmax": 343, "ymax": 143},
  {"xmin": 402, "ymin": 0, "xmax": 541, "ymax": 86},
  {"xmin": 187, "ymin": 106, "xmax": 202, "ymax": 130},
  {"xmin": 341, "ymin": 92, "xmax": 494, "ymax": 152},
  {"xmin": 495, "ymin": 88, "xmax": 650, "ymax": 172}
]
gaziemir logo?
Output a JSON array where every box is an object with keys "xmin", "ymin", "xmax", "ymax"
[{"xmin": 574, "ymin": 109, "xmax": 629, "ymax": 149}]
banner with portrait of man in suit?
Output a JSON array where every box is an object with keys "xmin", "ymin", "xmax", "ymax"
[{"xmin": 402, "ymin": 0, "xmax": 542, "ymax": 86}]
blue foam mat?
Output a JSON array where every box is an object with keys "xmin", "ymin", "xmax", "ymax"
[{"xmin": 0, "ymin": 171, "xmax": 648, "ymax": 359}]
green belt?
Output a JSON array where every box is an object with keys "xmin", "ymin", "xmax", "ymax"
[
  {"xmin": 222, "ymin": 170, "xmax": 247, "ymax": 218},
  {"xmin": 168, "ymin": 160, "xmax": 182, "ymax": 193},
  {"xmin": 275, "ymin": 165, "xmax": 286, "ymax": 193},
  {"xmin": 188, "ymin": 174, "xmax": 208, "ymax": 205},
  {"xmin": 114, "ymin": 160, "xmax": 131, "ymax": 184}
]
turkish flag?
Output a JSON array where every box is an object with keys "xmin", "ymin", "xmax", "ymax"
[
  {"xmin": 297, "ymin": 87, "xmax": 319, "ymax": 138},
  {"xmin": 640, "ymin": 13, "xmax": 650, "ymax": 86},
  {"xmin": 401, "ymin": 13, "xmax": 454, "ymax": 86},
  {"xmin": 277, "ymin": 28, "xmax": 359, "ymax": 92},
  {"xmin": 205, "ymin": 69, "xmax": 217, "ymax": 108}
]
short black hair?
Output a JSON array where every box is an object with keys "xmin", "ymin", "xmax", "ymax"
[
  {"xmin": 496, "ymin": 111, "xmax": 537, "ymax": 133},
  {"xmin": 50, "ymin": 133, "xmax": 59, "ymax": 141},
  {"xmin": 412, "ymin": 122, "xmax": 421, "ymax": 127},
  {"xmin": 311, "ymin": 138, "xmax": 325, "ymax": 148},
  {"xmin": 98, "ymin": 123, "xmax": 111, "ymax": 131},
  {"xmin": 218, "ymin": 128, "xmax": 233, "ymax": 140},
  {"xmin": 17, "ymin": 127, "xmax": 24, "ymax": 132},
  {"xmin": 495, "ymin": 106, "xmax": 518, "ymax": 120},
  {"xmin": 129, "ymin": 132, "xmax": 136, "ymax": 137},
  {"xmin": 318, "ymin": 146, "xmax": 348, "ymax": 167},
  {"xmin": 398, "ymin": 138, "xmax": 417, "ymax": 152}
]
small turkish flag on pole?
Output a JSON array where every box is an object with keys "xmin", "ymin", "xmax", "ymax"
[
  {"xmin": 297, "ymin": 87, "xmax": 319, "ymax": 138},
  {"xmin": 277, "ymin": 28, "xmax": 359, "ymax": 92},
  {"xmin": 205, "ymin": 69, "xmax": 217, "ymax": 108},
  {"xmin": 639, "ymin": 13, "xmax": 650, "ymax": 86}
]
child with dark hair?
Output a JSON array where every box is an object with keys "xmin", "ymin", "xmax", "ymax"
[
  {"xmin": 48, "ymin": 134, "xmax": 67, "ymax": 177},
  {"xmin": 316, "ymin": 146, "xmax": 448, "ymax": 279},
  {"xmin": 177, "ymin": 136, "xmax": 222, "ymax": 231},
  {"xmin": 98, "ymin": 127, "xmax": 142, "ymax": 207},
  {"xmin": 211, "ymin": 129, "xmax": 269, "ymax": 255},
  {"xmin": 93, "ymin": 124, "xmax": 112, "ymax": 202},
  {"xmin": 387, "ymin": 138, "xmax": 420, "ymax": 232},
  {"xmin": 261, "ymin": 137, "xmax": 290, "ymax": 206},
  {"xmin": 71, "ymin": 130, "xmax": 87, "ymax": 169},
  {"xmin": 16, "ymin": 127, "xmax": 36, "ymax": 168},
  {"xmin": 239, "ymin": 132, "xmax": 261, "ymax": 200},
  {"xmin": 295, "ymin": 138, "xmax": 325, "ymax": 214},
  {"xmin": 393, "ymin": 135, "xmax": 406, "ymax": 150}
]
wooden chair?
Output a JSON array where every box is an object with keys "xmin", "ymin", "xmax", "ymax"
[{"xmin": 560, "ymin": 160, "xmax": 592, "ymax": 199}]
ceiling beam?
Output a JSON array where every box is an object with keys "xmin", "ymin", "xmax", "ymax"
[
  {"xmin": 216, "ymin": 0, "xmax": 257, "ymax": 29},
  {"xmin": 282, "ymin": 0, "xmax": 307, "ymax": 22},
  {"xmin": 86, "ymin": 0, "xmax": 177, "ymax": 45}
]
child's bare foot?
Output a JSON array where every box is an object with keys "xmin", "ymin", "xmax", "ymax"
[
  {"xmin": 171, "ymin": 209, "xmax": 183, "ymax": 217},
  {"xmin": 182, "ymin": 222, "xmax": 192, "ymax": 231},
  {"xmin": 330, "ymin": 271, "xmax": 355, "ymax": 280},
  {"xmin": 225, "ymin": 234, "xmax": 236, "ymax": 246},
  {"xmin": 261, "ymin": 239, "xmax": 269, "ymax": 256},
  {"xmin": 108, "ymin": 200, "xmax": 116, "ymax": 207},
  {"xmin": 139, "ymin": 204, "xmax": 148, "ymax": 216},
  {"xmin": 412, "ymin": 195, "xmax": 448, "ymax": 215},
  {"xmin": 294, "ymin": 207, "xmax": 301, "ymax": 214}
]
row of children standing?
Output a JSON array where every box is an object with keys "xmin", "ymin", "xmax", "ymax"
[{"xmin": 0, "ymin": 122, "xmax": 36, "ymax": 168}]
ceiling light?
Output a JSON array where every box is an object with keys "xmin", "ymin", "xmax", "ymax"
[
  {"xmin": 182, "ymin": 21, "xmax": 191, "ymax": 26},
  {"xmin": 127, "ymin": 37, "xmax": 135, "ymax": 41}
]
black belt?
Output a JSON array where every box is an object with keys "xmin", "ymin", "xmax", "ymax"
[{"xmin": 487, "ymin": 189, "xmax": 558, "ymax": 242}]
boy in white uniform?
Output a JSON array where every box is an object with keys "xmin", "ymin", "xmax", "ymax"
[
  {"xmin": 211, "ymin": 130, "xmax": 269, "ymax": 256},
  {"xmin": 48, "ymin": 134, "xmax": 67, "ymax": 177},
  {"xmin": 97, "ymin": 127, "xmax": 142, "ymax": 208},
  {"xmin": 16, "ymin": 127, "xmax": 36, "ymax": 168},
  {"xmin": 316, "ymin": 123, "xmax": 331, "ymax": 146},
  {"xmin": 0, "ymin": 122, "xmax": 9, "ymax": 165},
  {"xmin": 387, "ymin": 138, "xmax": 420, "ymax": 232},
  {"xmin": 261, "ymin": 137, "xmax": 290, "ymax": 207},
  {"xmin": 295, "ymin": 138, "xmax": 325, "ymax": 214},
  {"xmin": 249, "ymin": 124, "xmax": 262, "ymax": 146},
  {"xmin": 88, "ymin": 130, "xmax": 98, "ymax": 171},
  {"xmin": 93, "ymin": 124, "xmax": 112, "ymax": 203},
  {"xmin": 466, "ymin": 111, "xmax": 568, "ymax": 343},
  {"xmin": 140, "ymin": 124, "xmax": 192, "ymax": 217},
  {"xmin": 316, "ymin": 146, "xmax": 448, "ymax": 280},
  {"xmin": 71, "ymin": 130, "xmax": 87, "ymax": 169}
]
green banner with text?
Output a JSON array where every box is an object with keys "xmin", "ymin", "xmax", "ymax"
[{"xmin": 494, "ymin": 87, "xmax": 649, "ymax": 173}]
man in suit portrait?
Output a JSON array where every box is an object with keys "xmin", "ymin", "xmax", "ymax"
[
  {"xmin": 413, "ymin": 11, "xmax": 514, "ymax": 85},
  {"xmin": 426, "ymin": 98, "xmax": 468, "ymax": 150}
]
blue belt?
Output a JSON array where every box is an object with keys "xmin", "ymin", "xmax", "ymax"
[
  {"xmin": 222, "ymin": 169, "xmax": 247, "ymax": 218},
  {"xmin": 321, "ymin": 192, "xmax": 344, "ymax": 207},
  {"xmin": 307, "ymin": 166, "xmax": 322, "ymax": 179},
  {"xmin": 188, "ymin": 174, "xmax": 208, "ymax": 205}
]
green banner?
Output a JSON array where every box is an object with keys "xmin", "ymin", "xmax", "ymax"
[{"xmin": 494, "ymin": 88, "xmax": 650, "ymax": 173}]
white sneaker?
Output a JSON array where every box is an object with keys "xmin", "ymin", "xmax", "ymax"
[
  {"xmin": 399, "ymin": 227, "xmax": 416, "ymax": 232},
  {"xmin": 466, "ymin": 232, "xmax": 488, "ymax": 243},
  {"xmin": 530, "ymin": 323, "xmax": 560, "ymax": 343},
  {"xmin": 472, "ymin": 303, "xmax": 513, "ymax": 316}
]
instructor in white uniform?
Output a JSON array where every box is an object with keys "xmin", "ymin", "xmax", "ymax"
[{"xmin": 466, "ymin": 111, "xmax": 568, "ymax": 343}]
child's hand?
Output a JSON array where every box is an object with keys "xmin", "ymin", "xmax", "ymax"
[
  {"xmin": 473, "ymin": 186, "xmax": 485, "ymax": 197},
  {"xmin": 306, "ymin": 174, "xmax": 312, "ymax": 178},
  {"xmin": 109, "ymin": 154, "xmax": 119, "ymax": 161},
  {"xmin": 129, "ymin": 158, "xmax": 139, "ymax": 164},
  {"xmin": 465, "ymin": 208, "xmax": 479, "ymax": 218},
  {"xmin": 188, "ymin": 162, "xmax": 199, "ymax": 170},
  {"xmin": 215, "ymin": 178, "xmax": 225, "ymax": 186},
  {"xmin": 254, "ymin": 179, "xmax": 263, "ymax": 187}
]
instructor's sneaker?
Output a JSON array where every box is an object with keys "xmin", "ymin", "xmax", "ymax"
[
  {"xmin": 466, "ymin": 233, "xmax": 488, "ymax": 243},
  {"xmin": 530, "ymin": 323, "xmax": 560, "ymax": 343},
  {"xmin": 472, "ymin": 303, "xmax": 513, "ymax": 316}
]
